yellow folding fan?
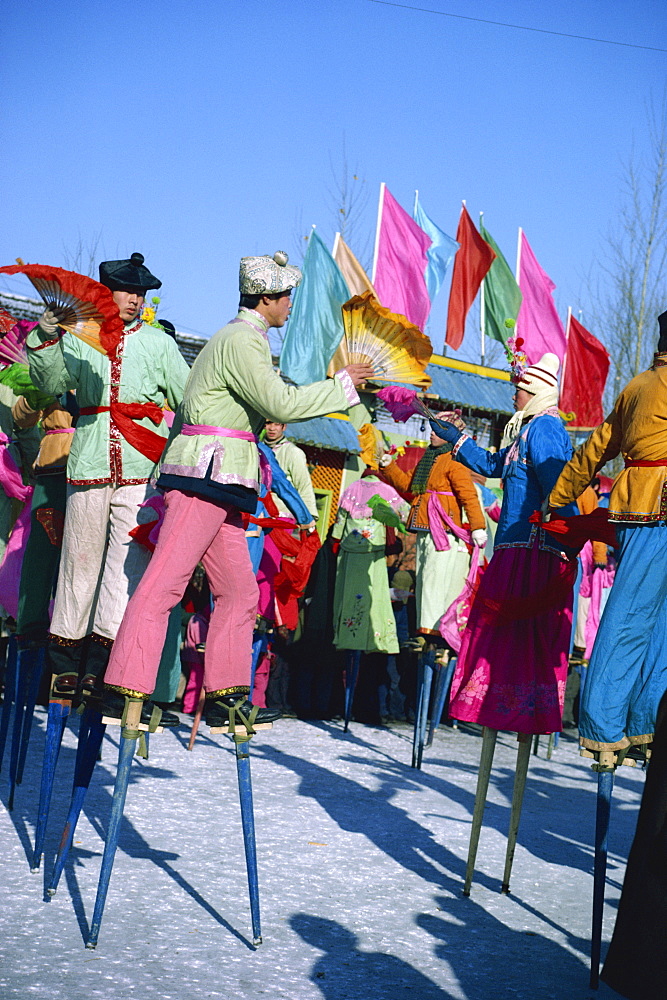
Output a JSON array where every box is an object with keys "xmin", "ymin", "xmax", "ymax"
[{"xmin": 338, "ymin": 292, "xmax": 432, "ymax": 388}]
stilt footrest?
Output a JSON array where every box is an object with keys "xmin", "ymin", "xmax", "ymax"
[{"xmin": 208, "ymin": 723, "xmax": 273, "ymax": 735}]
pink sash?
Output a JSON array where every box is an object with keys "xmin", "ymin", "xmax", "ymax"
[
  {"xmin": 181, "ymin": 423, "xmax": 256, "ymax": 441},
  {"xmin": 426, "ymin": 490, "xmax": 472, "ymax": 551}
]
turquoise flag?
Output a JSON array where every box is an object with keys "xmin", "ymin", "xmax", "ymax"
[
  {"xmin": 413, "ymin": 197, "xmax": 459, "ymax": 302},
  {"xmin": 280, "ymin": 230, "xmax": 351, "ymax": 385}
]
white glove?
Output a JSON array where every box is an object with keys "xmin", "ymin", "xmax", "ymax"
[
  {"xmin": 379, "ymin": 453, "xmax": 394, "ymax": 468},
  {"xmin": 38, "ymin": 308, "xmax": 62, "ymax": 336},
  {"xmin": 471, "ymin": 528, "xmax": 487, "ymax": 549}
]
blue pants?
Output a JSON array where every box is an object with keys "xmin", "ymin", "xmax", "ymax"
[{"xmin": 580, "ymin": 522, "xmax": 667, "ymax": 749}]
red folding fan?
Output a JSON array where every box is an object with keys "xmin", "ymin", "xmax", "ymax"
[
  {"xmin": 0, "ymin": 264, "xmax": 124, "ymax": 356},
  {"xmin": 0, "ymin": 309, "xmax": 17, "ymax": 335}
]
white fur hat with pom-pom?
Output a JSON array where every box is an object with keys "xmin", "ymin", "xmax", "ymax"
[
  {"xmin": 239, "ymin": 251, "xmax": 302, "ymax": 295},
  {"xmin": 517, "ymin": 352, "xmax": 560, "ymax": 393}
]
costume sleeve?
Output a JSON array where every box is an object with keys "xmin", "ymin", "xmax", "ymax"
[
  {"xmin": 11, "ymin": 396, "xmax": 41, "ymax": 430},
  {"xmin": 527, "ymin": 418, "xmax": 573, "ymax": 501},
  {"xmin": 331, "ymin": 507, "xmax": 346, "ymax": 541},
  {"xmin": 453, "ymin": 435, "xmax": 507, "ymax": 478},
  {"xmin": 222, "ymin": 333, "xmax": 356, "ymax": 423},
  {"xmin": 160, "ymin": 336, "xmax": 190, "ymax": 411},
  {"xmin": 380, "ymin": 459, "xmax": 413, "ymax": 495},
  {"xmin": 448, "ymin": 461, "xmax": 486, "ymax": 531},
  {"xmin": 549, "ymin": 410, "xmax": 622, "ymax": 508},
  {"xmin": 27, "ymin": 326, "xmax": 81, "ymax": 395},
  {"xmin": 592, "ymin": 539, "xmax": 608, "ymax": 565},
  {"xmin": 285, "ymin": 443, "xmax": 318, "ymax": 519}
]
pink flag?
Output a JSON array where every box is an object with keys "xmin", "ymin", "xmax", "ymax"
[
  {"xmin": 373, "ymin": 184, "xmax": 432, "ymax": 330},
  {"xmin": 517, "ymin": 231, "xmax": 567, "ymax": 364}
]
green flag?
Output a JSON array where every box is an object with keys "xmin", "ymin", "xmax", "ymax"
[{"xmin": 480, "ymin": 224, "xmax": 522, "ymax": 347}]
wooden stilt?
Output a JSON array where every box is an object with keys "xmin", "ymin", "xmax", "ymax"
[
  {"xmin": 463, "ymin": 726, "xmax": 498, "ymax": 895},
  {"xmin": 411, "ymin": 649, "xmax": 435, "ymax": 769},
  {"xmin": 427, "ymin": 654, "xmax": 455, "ymax": 747},
  {"xmin": 234, "ymin": 735, "xmax": 262, "ymax": 945},
  {"xmin": 532, "ymin": 734, "xmax": 540, "ymax": 756},
  {"xmin": 47, "ymin": 709, "xmax": 106, "ymax": 895},
  {"xmin": 590, "ymin": 759, "xmax": 615, "ymax": 989},
  {"xmin": 7, "ymin": 647, "xmax": 32, "ymax": 810},
  {"xmin": 31, "ymin": 694, "xmax": 71, "ymax": 872},
  {"xmin": 16, "ymin": 647, "xmax": 46, "ymax": 786},
  {"xmin": 343, "ymin": 650, "xmax": 361, "ymax": 733},
  {"xmin": 0, "ymin": 635, "xmax": 18, "ymax": 771},
  {"xmin": 501, "ymin": 733, "xmax": 532, "ymax": 894},
  {"xmin": 86, "ymin": 699, "xmax": 144, "ymax": 949}
]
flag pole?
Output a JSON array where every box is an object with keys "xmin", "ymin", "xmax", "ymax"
[
  {"xmin": 332, "ymin": 231, "xmax": 340, "ymax": 258},
  {"xmin": 413, "ymin": 189, "xmax": 419, "ymax": 218},
  {"xmin": 515, "ymin": 227, "xmax": 523, "ymax": 338},
  {"xmin": 479, "ymin": 211, "xmax": 486, "ymax": 366},
  {"xmin": 560, "ymin": 306, "xmax": 572, "ymax": 409},
  {"xmin": 371, "ymin": 182, "xmax": 385, "ymax": 285}
]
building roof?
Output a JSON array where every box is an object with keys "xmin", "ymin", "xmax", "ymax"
[
  {"xmin": 285, "ymin": 415, "xmax": 361, "ymax": 454},
  {"xmin": 425, "ymin": 355, "xmax": 515, "ymax": 415}
]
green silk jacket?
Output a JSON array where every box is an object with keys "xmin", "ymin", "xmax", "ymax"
[
  {"xmin": 27, "ymin": 319, "xmax": 190, "ymax": 485},
  {"xmin": 159, "ymin": 308, "xmax": 358, "ymax": 492}
]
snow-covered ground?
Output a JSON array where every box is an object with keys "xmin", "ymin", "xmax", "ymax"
[{"xmin": 0, "ymin": 711, "xmax": 642, "ymax": 999}]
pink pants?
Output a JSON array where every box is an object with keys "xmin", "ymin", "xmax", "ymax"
[{"xmin": 105, "ymin": 489, "xmax": 259, "ymax": 696}]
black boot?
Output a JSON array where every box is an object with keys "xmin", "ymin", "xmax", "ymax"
[
  {"xmin": 80, "ymin": 633, "xmax": 113, "ymax": 700},
  {"xmin": 101, "ymin": 687, "xmax": 180, "ymax": 727},
  {"xmin": 204, "ymin": 692, "xmax": 282, "ymax": 729},
  {"xmin": 48, "ymin": 637, "xmax": 85, "ymax": 697}
]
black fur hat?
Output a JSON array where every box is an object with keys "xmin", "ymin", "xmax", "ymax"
[
  {"xmin": 658, "ymin": 311, "xmax": 667, "ymax": 354},
  {"xmin": 99, "ymin": 252, "xmax": 161, "ymax": 293}
]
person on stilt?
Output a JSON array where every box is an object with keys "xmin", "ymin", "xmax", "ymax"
[
  {"xmin": 379, "ymin": 428, "xmax": 487, "ymax": 645},
  {"xmin": 430, "ymin": 351, "xmax": 577, "ymax": 734},
  {"xmin": 27, "ymin": 253, "xmax": 190, "ymax": 713},
  {"xmin": 102, "ymin": 251, "xmax": 374, "ymax": 727},
  {"xmin": 548, "ymin": 310, "xmax": 667, "ymax": 761}
]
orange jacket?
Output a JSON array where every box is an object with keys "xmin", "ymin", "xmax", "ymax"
[{"xmin": 382, "ymin": 451, "xmax": 485, "ymax": 533}]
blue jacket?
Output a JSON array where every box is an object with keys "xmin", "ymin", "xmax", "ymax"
[{"xmin": 455, "ymin": 414, "xmax": 577, "ymax": 553}]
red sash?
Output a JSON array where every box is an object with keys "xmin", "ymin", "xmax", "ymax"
[{"xmin": 79, "ymin": 402, "xmax": 167, "ymax": 463}]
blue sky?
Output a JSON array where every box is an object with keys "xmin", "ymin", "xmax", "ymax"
[{"xmin": 3, "ymin": 1, "xmax": 666, "ymax": 364}]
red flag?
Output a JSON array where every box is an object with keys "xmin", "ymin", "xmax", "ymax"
[
  {"xmin": 445, "ymin": 205, "xmax": 496, "ymax": 350},
  {"xmin": 560, "ymin": 315, "xmax": 610, "ymax": 427}
]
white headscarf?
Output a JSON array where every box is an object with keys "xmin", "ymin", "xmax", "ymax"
[{"xmin": 501, "ymin": 353, "xmax": 561, "ymax": 448}]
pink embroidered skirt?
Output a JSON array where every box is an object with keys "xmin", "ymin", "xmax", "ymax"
[{"xmin": 449, "ymin": 543, "xmax": 575, "ymax": 734}]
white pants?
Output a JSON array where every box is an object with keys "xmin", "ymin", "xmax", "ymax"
[
  {"xmin": 415, "ymin": 530, "xmax": 471, "ymax": 634},
  {"xmin": 50, "ymin": 483, "xmax": 155, "ymax": 641}
]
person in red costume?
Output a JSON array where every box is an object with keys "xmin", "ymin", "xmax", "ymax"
[{"xmin": 27, "ymin": 253, "xmax": 189, "ymax": 714}]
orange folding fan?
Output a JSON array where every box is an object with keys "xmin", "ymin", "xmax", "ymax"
[
  {"xmin": 0, "ymin": 263, "xmax": 124, "ymax": 356},
  {"xmin": 339, "ymin": 292, "xmax": 432, "ymax": 388}
]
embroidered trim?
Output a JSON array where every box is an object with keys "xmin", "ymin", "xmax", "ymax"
[
  {"xmin": 334, "ymin": 368, "xmax": 360, "ymax": 407},
  {"xmin": 28, "ymin": 334, "xmax": 63, "ymax": 351},
  {"xmin": 104, "ymin": 683, "xmax": 149, "ymax": 700},
  {"xmin": 108, "ymin": 335, "xmax": 124, "ymax": 482},
  {"xmin": 49, "ymin": 633, "xmax": 83, "ymax": 647},
  {"xmin": 90, "ymin": 632, "xmax": 114, "ymax": 649},
  {"xmin": 451, "ymin": 433, "xmax": 469, "ymax": 459},
  {"xmin": 205, "ymin": 686, "xmax": 251, "ymax": 699},
  {"xmin": 67, "ymin": 476, "xmax": 150, "ymax": 486},
  {"xmin": 608, "ymin": 511, "xmax": 665, "ymax": 523},
  {"xmin": 229, "ymin": 310, "xmax": 270, "ymax": 342},
  {"xmin": 579, "ymin": 732, "xmax": 653, "ymax": 752}
]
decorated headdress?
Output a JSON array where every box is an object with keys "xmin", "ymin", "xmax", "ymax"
[
  {"xmin": 505, "ymin": 333, "xmax": 528, "ymax": 385},
  {"xmin": 99, "ymin": 252, "xmax": 161, "ymax": 293},
  {"xmin": 239, "ymin": 251, "xmax": 302, "ymax": 296}
]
